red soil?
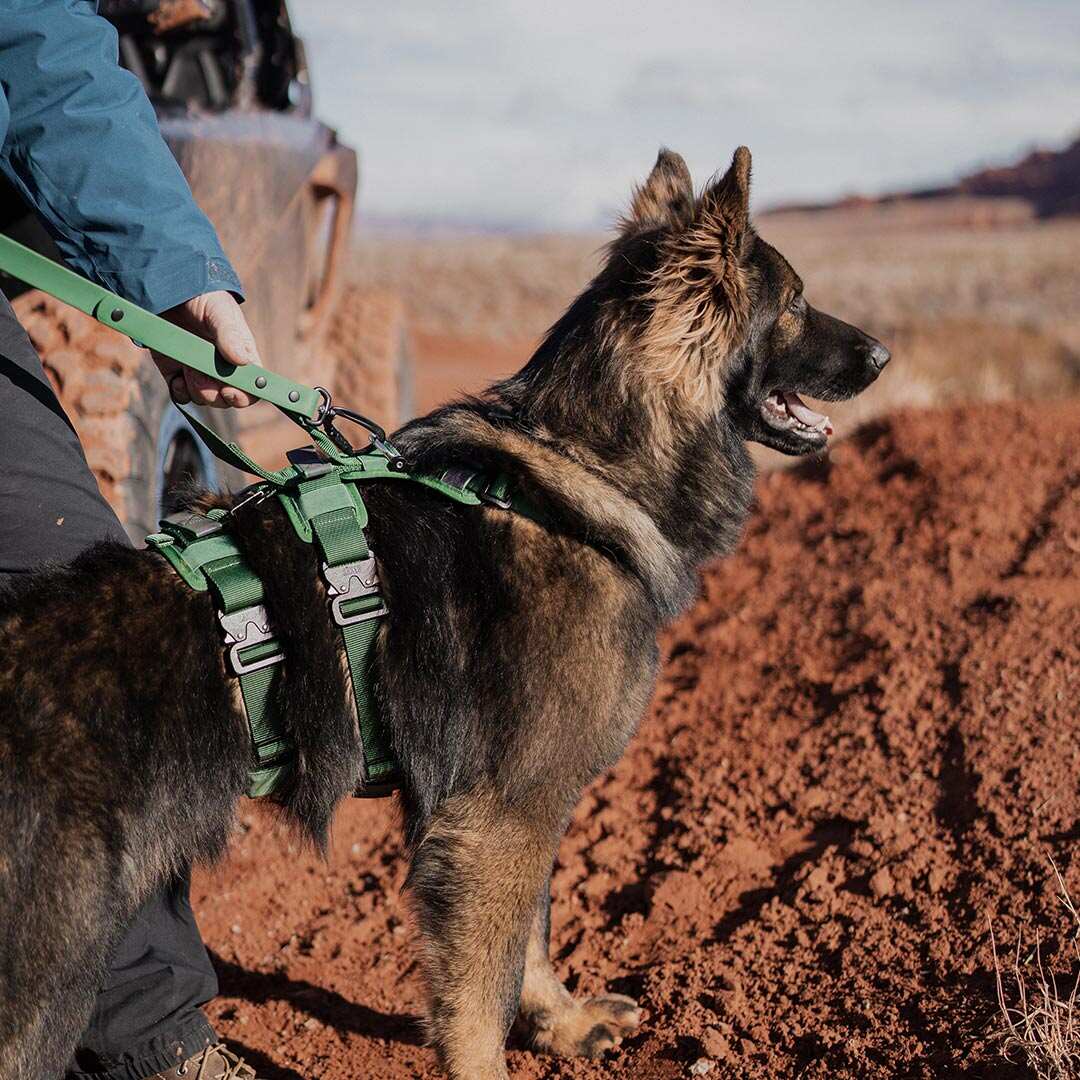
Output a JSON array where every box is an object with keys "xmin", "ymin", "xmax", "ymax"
[{"xmin": 193, "ymin": 399, "xmax": 1080, "ymax": 1079}]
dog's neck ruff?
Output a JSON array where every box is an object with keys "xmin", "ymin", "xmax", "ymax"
[{"xmin": 146, "ymin": 447, "xmax": 535, "ymax": 799}]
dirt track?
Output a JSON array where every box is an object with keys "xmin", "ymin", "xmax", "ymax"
[{"xmin": 193, "ymin": 400, "xmax": 1080, "ymax": 1079}]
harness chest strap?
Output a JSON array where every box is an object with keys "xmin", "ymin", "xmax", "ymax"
[
  {"xmin": 148, "ymin": 510, "xmax": 292, "ymax": 798},
  {"xmin": 276, "ymin": 460, "xmax": 397, "ymax": 790}
]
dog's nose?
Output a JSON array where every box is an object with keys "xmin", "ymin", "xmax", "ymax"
[{"xmin": 866, "ymin": 342, "xmax": 891, "ymax": 372}]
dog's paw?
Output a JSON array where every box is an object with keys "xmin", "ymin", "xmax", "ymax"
[{"xmin": 528, "ymin": 993, "xmax": 642, "ymax": 1058}]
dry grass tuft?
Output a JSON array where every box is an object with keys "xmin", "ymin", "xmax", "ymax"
[{"xmin": 992, "ymin": 855, "xmax": 1080, "ymax": 1080}]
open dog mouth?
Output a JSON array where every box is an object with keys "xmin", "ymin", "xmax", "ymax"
[{"xmin": 760, "ymin": 390, "xmax": 833, "ymax": 441}]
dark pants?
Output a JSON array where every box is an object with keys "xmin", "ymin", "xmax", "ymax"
[{"xmin": 0, "ymin": 294, "xmax": 219, "ymax": 1079}]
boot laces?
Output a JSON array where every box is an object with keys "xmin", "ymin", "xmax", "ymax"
[{"xmin": 179, "ymin": 1044, "xmax": 256, "ymax": 1080}]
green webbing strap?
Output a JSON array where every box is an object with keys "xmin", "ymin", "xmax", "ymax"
[
  {"xmin": 232, "ymin": 664, "xmax": 290, "ymax": 797},
  {"xmin": 200, "ymin": 551, "xmax": 293, "ymax": 798},
  {"xmin": 145, "ymin": 511, "xmax": 293, "ymax": 798},
  {"xmin": 175, "ymin": 403, "xmax": 301, "ymax": 487},
  {"xmin": 281, "ymin": 468, "xmax": 397, "ymax": 789},
  {"xmin": 342, "ymin": 616, "xmax": 396, "ymax": 783}
]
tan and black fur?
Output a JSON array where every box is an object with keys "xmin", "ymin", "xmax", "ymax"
[{"xmin": 0, "ymin": 147, "xmax": 889, "ymax": 1079}]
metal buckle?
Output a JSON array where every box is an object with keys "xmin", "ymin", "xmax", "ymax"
[
  {"xmin": 162, "ymin": 512, "xmax": 223, "ymax": 540},
  {"xmin": 285, "ymin": 445, "xmax": 333, "ymax": 478},
  {"xmin": 322, "ymin": 556, "xmax": 388, "ymax": 627},
  {"xmin": 220, "ymin": 603, "xmax": 284, "ymax": 675},
  {"xmin": 312, "ymin": 385, "xmax": 334, "ymax": 425},
  {"xmin": 227, "ymin": 483, "xmax": 274, "ymax": 518},
  {"xmin": 479, "ymin": 479, "xmax": 513, "ymax": 511},
  {"xmin": 333, "ymin": 599, "xmax": 388, "ymax": 626}
]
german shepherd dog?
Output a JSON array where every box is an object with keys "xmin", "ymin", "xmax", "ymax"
[{"xmin": 0, "ymin": 148, "xmax": 888, "ymax": 1079}]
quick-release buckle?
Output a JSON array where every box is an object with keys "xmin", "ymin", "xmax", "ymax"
[
  {"xmin": 322, "ymin": 556, "xmax": 388, "ymax": 627},
  {"xmin": 219, "ymin": 603, "xmax": 284, "ymax": 675}
]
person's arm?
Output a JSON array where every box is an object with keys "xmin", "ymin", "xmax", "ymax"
[{"xmin": 0, "ymin": 0, "xmax": 256, "ymax": 406}]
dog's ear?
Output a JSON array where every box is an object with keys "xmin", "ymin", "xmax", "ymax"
[
  {"xmin": 699, "ymin": 146, "xmax": 752, "ymax": 249},
  {"xmin": 624, "ymin": 149, "xmax": 695, "ymax": 233}
]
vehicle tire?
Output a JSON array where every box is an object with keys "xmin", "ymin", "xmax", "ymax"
[
  {"xmin": 326, "ymin": 286, "xmax": 414, "ymax": 432},
  {"xmin": 12, "ymin": 291, "xmax": 243, "ymax": 542}
]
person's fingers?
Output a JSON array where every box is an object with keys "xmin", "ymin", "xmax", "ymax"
[
  {"xmin": 152, "ymin": 346, "xmax": 253, "ymax": 408},
  {"xmin": 152, "ymin": 353, "xmax": 192, "ymax": 404},
  {"xmin": 170, "ymin": 372, "xmax": 191, "ymax": 405},
  {"xmin": 220, "ymin": 385, "xmax": 255, "ymax": 408},
  {"xmin": 157, "ymin": 293, "xmax": 263, "ymax": 410},
  {"xmin": 186, "ymin": 368, "xmax": 224, "ymax": 408},
  {"xmin": 207, "ymin": 296, "xmax": 262, "ymax": 369},
  {"xmin": 204, "ymin": 296, "xmax": 259, "ymax": 408}
]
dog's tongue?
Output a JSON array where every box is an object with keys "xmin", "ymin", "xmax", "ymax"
[{"xmin": 783, "ymin": 391, "xmax": 833, "ymax": 435}]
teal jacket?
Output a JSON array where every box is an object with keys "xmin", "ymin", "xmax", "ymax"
[{"xmin": 0, "ymin": 0, "xmax": 242, "ymax": 312}]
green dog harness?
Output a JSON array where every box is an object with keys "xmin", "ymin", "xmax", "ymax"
[
  {"xmin": 146, "ymin": 437, "xmax": 530, "ymax": 798},
  {"xmin": 0, "ymin": 233, "xmax": 544, "ymax": 800}
]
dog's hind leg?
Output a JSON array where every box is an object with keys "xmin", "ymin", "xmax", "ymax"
[
  {"xmin": 407, "ymin": 790, "xmax": 558, "ymax": 1080},
  {"xmin": 515, "ymin": 879, "xmax": 642, "ymax": 1058}
]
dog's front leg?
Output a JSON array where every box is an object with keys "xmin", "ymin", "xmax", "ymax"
[
  {"xmin": 516, "ymin": 879, "xmax": 642, "ymax": 1058},
  {"xmin": 408, "ymin": 790, "xmax": 556, "ymax": 1079}
]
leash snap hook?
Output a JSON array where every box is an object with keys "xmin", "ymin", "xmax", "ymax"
[{"xmin": 320, "ymin": 401, "xmax": 406, "ymax": 470}]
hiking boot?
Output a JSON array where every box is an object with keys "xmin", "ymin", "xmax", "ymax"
[{"xmin": 149, "ymin": 1043, "xmax": 259, "ymax": 1079}]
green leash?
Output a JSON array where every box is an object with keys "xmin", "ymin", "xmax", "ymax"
[
  {"xmin": 0, "ymin": 233, "xmax": 322, "ymax": 420},
  {"xmin": 0, "ymin": 234, "xmax": 543, "ymax": 799}
]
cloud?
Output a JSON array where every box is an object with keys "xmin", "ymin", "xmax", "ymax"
[{"xmin": 289, "ymin": 0, "xmax": 1080, "ymax": 228}]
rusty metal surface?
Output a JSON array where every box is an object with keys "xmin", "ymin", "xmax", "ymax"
[{"xmin": 158, "ymin": 113, "xmax": 355, "ymax": 438}]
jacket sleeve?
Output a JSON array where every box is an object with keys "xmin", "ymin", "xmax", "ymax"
[{"xmin": 0, "ymin": 0, "xmax": 244, "ymax": 312}]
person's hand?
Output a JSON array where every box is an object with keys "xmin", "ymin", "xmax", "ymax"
[{"xmin": 152, "ymin": 291, "xmax": 260, "ymax": 408}]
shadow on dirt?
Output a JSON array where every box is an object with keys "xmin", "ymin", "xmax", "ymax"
[
  {"xmin": 210, "ymin": 950, "xmax": 424, "ymax": 1046},
  {"xmin": 710, "ymin": 817, "xmax": 859, "ymax": 945},
  {"xmin": 219, "ymin": 1041, "xmax": 305, "ymax": 1080}
]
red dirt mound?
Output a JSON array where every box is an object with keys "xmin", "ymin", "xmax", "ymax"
[{"xmin": 193, "ymin": 400, "xmax": 1080, "ymax": 1079}]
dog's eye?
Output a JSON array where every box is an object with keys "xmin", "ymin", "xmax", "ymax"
[{"xmin": 788, "ymin": 294, "xmax": 805, "ymax": 315}]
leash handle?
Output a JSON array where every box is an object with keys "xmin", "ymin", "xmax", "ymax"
[
  {"xmin": 0, "ymin": 234, "xmax": 417, "ymax": 485},
  {"xmin": 0, "ymin": 233, "xmax": 322, "ymax": 420}
]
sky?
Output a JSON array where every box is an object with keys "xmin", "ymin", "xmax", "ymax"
[{"xmin": 289, "ymin": 1, "xmax": 1080, "ymax": 231}]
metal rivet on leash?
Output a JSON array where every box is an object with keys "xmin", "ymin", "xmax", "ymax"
[
  {"xmin": 110, "ymin": 307, "xmax": 123, "ymax": 321},
  {"xmin": 288, "ymin": 389, "xmax": 300, "ymax": 402},
  {"xmin": 254, "ymin": 375, "xmax": 267, "ymax": 388}
]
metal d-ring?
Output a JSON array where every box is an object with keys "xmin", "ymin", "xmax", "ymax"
[{"xmin": 312, "ymin": 385, "xmax": 334, "ymax": 425}]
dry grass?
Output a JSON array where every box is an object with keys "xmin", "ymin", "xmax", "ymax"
[
  {"xmin": 349, "ymin": 202, "xmax": 1080, "ymax": 430},
  {"xmin": 992, "ymin": 856, "xmax": 1080, "ymax": 1080}
]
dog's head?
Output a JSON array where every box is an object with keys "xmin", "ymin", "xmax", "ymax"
[{"xmin": 609, "ymin": 146, "xmax": 890, "ymax": 455}]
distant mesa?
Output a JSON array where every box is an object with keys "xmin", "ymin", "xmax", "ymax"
[{"xmin": 768, "ymin": 131, "xmax": 1080, "ymax": 220}]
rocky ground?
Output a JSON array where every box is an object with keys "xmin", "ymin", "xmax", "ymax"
[{"xmin": 193, "ymin": 399, "xmax": 1080, "ymax": 1078}]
